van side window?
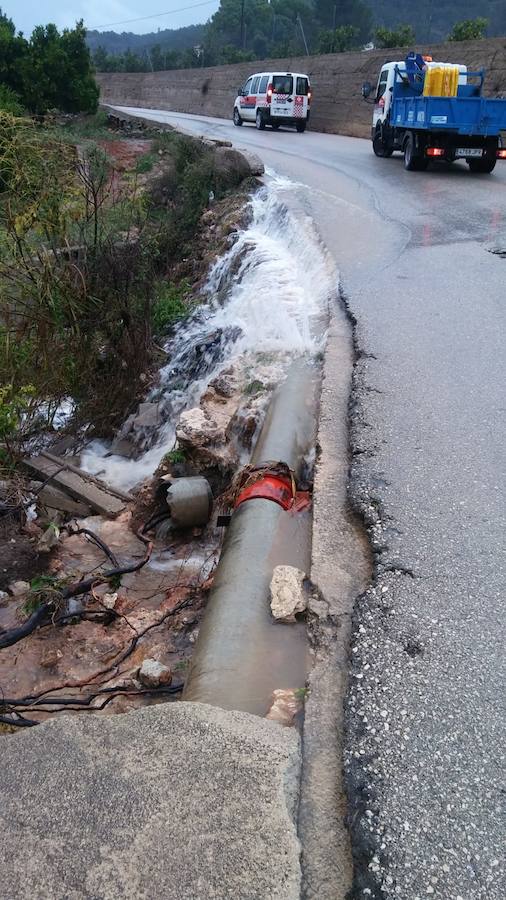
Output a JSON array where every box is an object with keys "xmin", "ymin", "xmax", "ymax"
[
  {"xmin": 296, "ymin": 77, "xmax": 308, "ymax": 95},
  {"xmin": 272, "ymin": 75, "xmax": 293, "ymax": 94},
  {"xmin": 259, "ymin": 76, "xmax": 269, "ymax": 94},
  {"xmin": 376, "ymin": 69, "xmax": 388, "ymax": 101},
  {"xmin": 251, "ymin": 76, "xmax": 260, "ymax": 94},
  {"xmin": 242, "ymin": 78, "xmax": 253, "ymax": 95}
]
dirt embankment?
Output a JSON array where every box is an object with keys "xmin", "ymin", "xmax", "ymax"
[
  {"xmin": 0, "ymin": 118, "xmax": 264, "ymax": 730},
  {"xmin": 97, "ymin": 37, "xmax": 506, "ymax": 139}
]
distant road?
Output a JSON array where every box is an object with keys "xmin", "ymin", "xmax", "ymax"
[{"xmin": 116, "ymin": 107, "xmax": 506, "ymax": 899}]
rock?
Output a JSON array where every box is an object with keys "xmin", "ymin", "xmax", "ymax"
[
  {"xmin": 111, "ymin": 402, "xmax": 162, "ymax": 457},
  {"xmin": 270, "ymin": 566, "xmax": 307, "ymax": 623},
  {"xmin": 40, "ymin": 648, "xmax": 63, "ymax": 669},
  {"xmin": 0, "ymin": 590, "xmax": 9, "ymax": 607},
  {"xmin": 266, "ymin": 688, "xmax": 304, "ymax": 727},
  {"xmin": 213, "ymin": 147, "xmax": 252, "ymax": 186},
  {"xmin": 110, "ymin": 437, "xmax": 136, "ymax": 459},
  {"xmin": 176, "ymin": 407, "xmax": 224, "ymax": 448},
  {"xmin": 138, "ymin": 658, "xmax": 173, "ymax": 689},
  {"xmin": 8, "ymin": 580, "xmax": 30, "ymax": 598},
  {"xmin": 208, "ymin": 371, "xmax": 238, "ymax": 399},
  {"xmin": 37, "ymin": 524, "xmax": 61, "ymax": 553},
  {"xmin": 101, "ymin": 592, "xmax": 118, "ymax": 610}
]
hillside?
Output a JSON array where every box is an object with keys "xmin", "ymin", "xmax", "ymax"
[
  {"xmin": 86, "ymin": 0, "xmax": 506, "ymax": 73},
  {"xmin": 364, "ymin": 0, "xmax": 506, "ymax": 42},
  {"xmin": 86, "ymin": 23, "xmax": 206, "ymax": 55}
]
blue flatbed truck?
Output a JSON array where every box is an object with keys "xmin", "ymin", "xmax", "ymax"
[{"xmin": 362, "ymin": 53, "xmax": 506, "ymax": 172}]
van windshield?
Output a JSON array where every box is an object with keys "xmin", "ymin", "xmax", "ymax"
[
  {"xmin": 272, "ymin": 75, "xmax": 293, "ymax": 94},
  {"xmin": 296, "ymin": 77, "xmax": 309, "ymax": 95}
]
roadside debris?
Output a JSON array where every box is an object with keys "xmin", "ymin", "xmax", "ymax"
[
  {"xmin": 138, "ymin": 658, "xmax": 173, "ymax": 688},
  {"xmin": 23, "ymin": 451, "xmax": 131, "ymax": 518},
  {"xmin": 164, "ymin": 476, "xmax": 213, "ymax": 528},
  {"xmin": 270, "ymin": 565, "xmax": 308, "ymax": 623},
  {"xmin": 266, "ymin": 688, "xmax": 304, "ymax": 726}
]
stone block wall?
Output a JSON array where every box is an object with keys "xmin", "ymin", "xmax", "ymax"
[{"xmin": 97, "ymin": 38, "xmax": 506, "ymax": 139}]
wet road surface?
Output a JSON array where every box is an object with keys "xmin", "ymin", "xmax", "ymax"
[{"xmin": 116, "ymin": 108, "xmax": 506, "ymax": 899}]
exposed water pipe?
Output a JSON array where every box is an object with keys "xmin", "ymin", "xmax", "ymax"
[{"xmin": 183, "ymin": 357, "xmax": 320, "ymax": 715}]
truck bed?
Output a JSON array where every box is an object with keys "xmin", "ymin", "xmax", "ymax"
[{"xmin": 391, "ymin": 95, "xmax": 506, "ymax": 135}]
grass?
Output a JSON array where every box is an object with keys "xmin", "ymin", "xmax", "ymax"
[
  {"xmin": 135, "ymin": 152, "xmax": 157, "ymax": 174},
  {"xmin": 152, "ymin": 281, "xmax": 191, "ymax": 334},
  {"xmin": 56, "ymin": 109, "xmax": 113, "ymax": 141},
  {"xmin": 243, "ymin": 379, "xmax": 265, "ymax": 396},
  {"xmin": 164, "ymin": 448, "xmax": 186, "ymax": 465}
]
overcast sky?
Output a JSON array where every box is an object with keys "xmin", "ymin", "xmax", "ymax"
[{"xmin": 2, "ymin": 0, "xmax": 220, "ymax": 35}]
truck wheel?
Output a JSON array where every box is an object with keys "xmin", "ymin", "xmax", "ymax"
[
  {"xmin": 373, "ymin": 128, "xmax": 393, "ymax": 158},
  {"xmin": 404, "ymin": 133, "xmax": 428, "ymax": 171},
  {"xmin": 233, "ymin": 108, "xmax": 243, "ymax": 126},
  {"xmin": 256, "ymin": 110, "xmax": 266, "ymax": 130},
  {"xmin": 467, "ymin": 157, "xmax": 496, "ymax": 174},
  {"xmin": 296, "ymin": 121, "xmax": 307, "ymax": 133}
]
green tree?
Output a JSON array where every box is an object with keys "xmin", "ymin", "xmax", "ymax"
[
  {"xmin": 375, "ymin": 24, "xmax": 415, "ymax": 48},
  {"xmin": 0, "ymin": 9, "xmax": 28, "ymax": 95},
  {"xmin": 92, "ymin": 45, "xmax": 120, "ymax": 72},
  {"xmin": 314, "ymin": 0, "xmax": 372, "ymax": 44},
  {"xmin": 448, "ymin": 18, "xmax": 488, "ymax": 41},
  {"xmin": 318, "ymin": 25, "xmax": 359, "ymax": 53},
  {"xmin": 20, "ymin": 20, "xmax": 98, "ymax": 114}
]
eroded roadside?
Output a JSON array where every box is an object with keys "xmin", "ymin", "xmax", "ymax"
[{"xmin": 0, "ymin": 111, "xmax": 383, "ymax": 900}]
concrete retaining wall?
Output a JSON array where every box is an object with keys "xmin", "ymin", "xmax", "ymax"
[{"xmin": 97, "ymin": 38, "xmax": 506, "ymax": 139}]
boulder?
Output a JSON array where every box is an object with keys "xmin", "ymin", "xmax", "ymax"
[
  {"xmin": 213, "ymin": 147, "xmax": 252, "ymax": 187},
  {"xmin": 176, "ymin": 407, "xmax": 224, "ymax": 448},
  {"xmin": 237, "ymin": 148, "xmax": 265, "ymax": 176},
  {"xmin": 270, "ymin": 566, "xmax": 307, "ymax": 623}
]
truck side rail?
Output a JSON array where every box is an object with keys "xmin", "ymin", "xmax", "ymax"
[{"xmin": 393, "ymin": 65, "xmax": 485, "ymax": 98}]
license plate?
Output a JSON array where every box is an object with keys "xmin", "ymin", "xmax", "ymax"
[{"xmin": 457, "ymin": 148, "xmax": 483, "ymax": 158}]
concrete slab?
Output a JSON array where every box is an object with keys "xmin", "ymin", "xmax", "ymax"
[
  {"xmin": 24, "ymin": 455, "xmax": 126, "ymax": 518},
  {"xmin": 0, "ymin": 702, "xmax": 301, "ymax": 899}
]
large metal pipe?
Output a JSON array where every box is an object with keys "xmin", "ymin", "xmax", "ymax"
[{"xmin": 183, "ymin": 357, "xmax": 320, "ymax": 715}]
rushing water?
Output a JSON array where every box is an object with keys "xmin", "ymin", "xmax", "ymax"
[{"xmin": 81, "ymin": 173, "xmax": 335, "ymax": 491}]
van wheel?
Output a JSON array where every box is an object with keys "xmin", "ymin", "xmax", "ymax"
[
  {"xmin": 404, "ymin": 132, "xmax": 428, "ymax": 171},
  {"xmin": 256, "ymin": 110, "xmax": 266, "ymax": 130},
  {"xmin": 373, "ymin": 127, "xmax": 393, "ymax": 158},
  {"xmin": 296, "ymin": 121, "xmax": 306, "ymax": 133},
  {"xmin": 233, "ymin": 108, "xmax": 243, "ymax": 126},
  {"xmin": 467, "ymin": 157, "xmax": 496, "ymax": 173}
]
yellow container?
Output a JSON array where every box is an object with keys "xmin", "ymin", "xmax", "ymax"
[{"xmin": 423, "ymin": 65, "xmax": 459, "ymax": 97}]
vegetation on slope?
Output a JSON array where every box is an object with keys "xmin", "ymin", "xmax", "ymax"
[{"xmin": 88, "ymin": 0, "xmax": 505, "ymax": 72}]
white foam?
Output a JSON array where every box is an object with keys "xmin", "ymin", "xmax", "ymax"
[{"xmin": 81, "ymin": 175, "xmax": 333, "ymax": 491}]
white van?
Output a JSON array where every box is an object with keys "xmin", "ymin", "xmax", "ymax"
[{"xmin": 233, "ymin": 72, "xmax": 311, "ymax": 132}]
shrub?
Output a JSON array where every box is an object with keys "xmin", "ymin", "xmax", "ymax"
[
  {"xmin": 152, "ymin": 282, "xmax": 190, "ymax": 333},
  {"xmin": 448, "ymin": 18, "xmax": 488, "ymax": 41},
  {"xmin": 0, "ymin": 84, "xmax": 23, "ymax": 115},
  {"xmin": 375, "ymin": 25, "xmax": 415, "ymax": 48}
]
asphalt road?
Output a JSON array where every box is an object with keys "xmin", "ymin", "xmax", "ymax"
[{"xmin": 117, "ymin": 108, "xmax": 505, "ymax": 899}]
